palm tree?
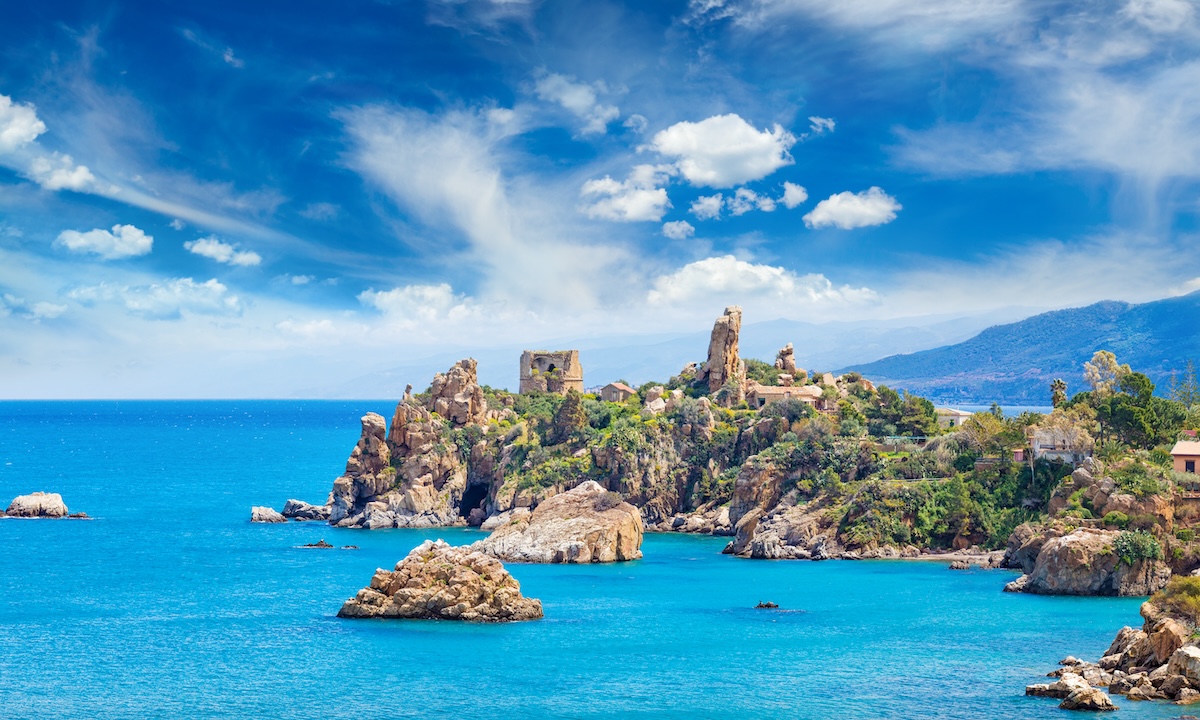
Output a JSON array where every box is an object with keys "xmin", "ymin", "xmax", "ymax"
[{"xmin": 1050, "ymin": 378, "xmax": 1067, "ymax": 408}]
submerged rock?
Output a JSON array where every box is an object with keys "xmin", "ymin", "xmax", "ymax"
[
  {"xmin": 755, "ymin": 601, "xmax": 779, "ymax": 609},
  {"xmin": 6, "ymin": 492, "xmax": 69, "ymax": 518},
  {"xmin": 337, "ymin": 539, "xmax": 542, "ymax": 622},
  {"xmin": 474, "ymin": 481, "xmax": 643, "ymax": 563},
  {"xmin": 250, "ymin": 506, "xmax": 286, "ymax": 523}
]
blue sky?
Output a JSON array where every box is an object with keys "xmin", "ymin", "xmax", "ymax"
[{"xmin": 1, "ymin": 0, "xmax": 1199, "ymax": 397}]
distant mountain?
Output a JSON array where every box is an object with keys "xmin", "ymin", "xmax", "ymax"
[{"xmin": 845, "ymin": 292, "xmax": 1200, "ymax": 404}]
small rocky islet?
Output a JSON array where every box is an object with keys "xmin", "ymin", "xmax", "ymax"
[{"xmin": 3, "ymin": 491, "xmax": 87, "ymax": 519}]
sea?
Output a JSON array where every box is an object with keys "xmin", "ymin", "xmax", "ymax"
[{"xmin": 0, "ymin": 401, "xmax": 1185, "ymax": 719}]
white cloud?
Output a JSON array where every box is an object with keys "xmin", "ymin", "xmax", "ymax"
[
  {"xmin": 67, "ymin": 278, "xmax": 242, "ymax": 320},
  {"xmin": 222, "ymin": 48, "xmax": 244, "ymax": 68},
  {"xmin": 579, "ymin": 164, "xmax": 673, "ymax": 222},
  {"xmin": 0, "ymin": 293, "xmax": 66, "ymax": 322},
  {"xmin": 728, "ymin": 187, "xmax": 776, "ymax": 215},
  {"xmin": 803, "ymin": 187, "xmax": 901, "ymax": 229},
  {"xmin": 56, "ymin": 224, "xmax": 153, "ymax": 260},
  {"xmin": 358, "ymin": 283, "xmax": 480, "ymax": 325},
  {"xmin": 0, "ymin": 95, "xmax": 46, "ymax": 152},
  {"xmin": 339, "ymin": 104, "xmax": 624, "ymax": 308},
  {"xmin": 184, "ymin": 236, "xmax": 262, "ymax": 266},
  {"xmin": 534, "ymin": 72, "xmax": 620, "ymax": 135},
  {"xmin": 781, "ymin": 181, "xmax": 808, "ymax": 208},
  {"xmin": 662, "ymin": 220, "xmax": 696, "ymax": 240},
  {"xmin": 27, "ymin": 152, "xmax": 96, "ymax": 191},
  {"xmin": 290, "ymin": 274, "xmax": 314, "ymax": 285},
  {"xmin": 649, "ymin": 114, "xmax": 796, "ymax": 188},
  {"xmin": 623, "ymin": 114, "xmax": 649, "ymax": 134},
  {"xmin": 690, "ymin": 194, "xmax": 724, "ymax": 220},
  {"xmin": 647, "ymin": 254, "xmax": 878, "ymax": 307},
  {"xmin": 691, "ymin": 0, "xmax": 1028, "ymax": 49},
  {"xmin": 808, "ymin": 116, "xmax": 836, "ymax": 135},
  {"xmin": 169, "ymin": 219, "xmax": 185, "ymax": 230},
  {"xmin": 299, "ymin": 202, "xmax": 339, "ymax": 221},
  {"xmin": 1123, "ymin": 0, "xmax": 1195, "ymax": 33}
]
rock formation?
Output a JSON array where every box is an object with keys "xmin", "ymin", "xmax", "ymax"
[
  {"xmin": 5, "ymin": 492, "xmax": 68, "ymax": 518},
  {"xmin": 1047, "ymin": 458, "xmax": 1173, "ymax": 531},
  {"xmin": 337, "ymin": 539, "xmax": 543, "ymax": 622},
  {"xmin": 281, "ymin": 499, "xmax": 330, "ymax": 521},
  {"xmin": 1026, "ymin": 600, "xmax": 1200, "ymax": 708},
  {"xmin": 428, "ymin": 358, "xmax": 488, "ymax": 425},
  {"xmin": 519, "ymin": 350, "xmax": 584, "ymax": 395},
  {"xmin": 474, "ymin": 481, "xmax": 643, "ymax": 563},
  {"xmin": 697, "ymin": 306, "xmax": 744, "ymax": 395},
  {"xmin": 251, "ymin": 506, "xmax": 286, "ymax": 523},
  {"xmin": 774, "ymin": 343, "xmax": 796, "ymax": 373},
  {"xmin": 1005, "ymin": 527, "xmax": 1171, "ymax": 596}
]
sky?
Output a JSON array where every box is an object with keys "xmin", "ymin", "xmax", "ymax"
[{"xmin": 2, "ymin": 0, "xmax": 1200, "ymax": 397}]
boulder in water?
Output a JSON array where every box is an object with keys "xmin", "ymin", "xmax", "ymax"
[{"xmin": 6, "ymin": 492, "xmax": 68, "ymax": 518}]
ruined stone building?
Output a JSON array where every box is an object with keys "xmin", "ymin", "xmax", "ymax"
[{"xmin": 519, "ymin": 350, "xmax": 584, "ymax": 394}]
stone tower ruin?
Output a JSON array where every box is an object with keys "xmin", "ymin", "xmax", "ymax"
[{"xmin": 519, "ymin": 350, "xmax": 584, "ymax": 395}]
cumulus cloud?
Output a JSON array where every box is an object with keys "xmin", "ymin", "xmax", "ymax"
[
  {"xmin": 781, "ymin": 181, "xmax": 808, "ymax": 208},
  {"xmin": 534, "ymin": 72, "xmax": 620, "ymax": 135},
  {"xmin": 67, "ymin": 278, "xmax": 242, "ymax": 320},
  {"xmin": 358, "ymin": 283, "xmax": 479, "ymax": 325},
  {"xmin": 169, "ymin": 219, "xmax": 185, "ymax": 230},
  {"xmin": 648, "ymin": 114, "xmax": 796, "ymax": 188},
  {"xmin": 690, "ymin": 194, "xmax": 724, "ymax": 220},
  {"xmin": 647, "ymin": 254, "xmax": 877, "ymax": 307},
  {"xmin": 1, "ymin": 293, "xmax": 66, "ymax": 321},
  {"xmin": 662, "ymin": 220, "xmax": 696, "ymax": 240},
  {"xmin": 289, "ymin": 274, "xmax": 314, "ymax": 285},
  {"xmin": 728, "ymin": 187, "xmax": 776, "ymax": 215},
  {"xmin": 56, "ymin": 224, "xmax": 153, "ymax": 260},
  {"xmin": 184, "ymin": 236, "xmax": 262, "ymax": 266},
  {"xmin": 27, "ymin": 152, "xmax": 96, "ymax": 191},
  {"xmin": 0, "ymin": 95, "xmax": 46, "ymax": 152},
  {"xmin": 579, "ymin": 164, "xmax": 673, "ymax": 222},
  {"xmin": 803, "ymin": 187, "xmax": 901, "ymax": 229}
]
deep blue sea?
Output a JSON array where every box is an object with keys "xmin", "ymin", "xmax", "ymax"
[{"xmin": 0, "ymin": 401, "xmax": 1184, "ymax": 718}]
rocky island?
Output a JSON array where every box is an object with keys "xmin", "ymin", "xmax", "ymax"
[
  {"xmin": 337, "ymin": 539, "xmax": 543, "ymax": 622},
  {"xmin": 4, "ymin": 492, "xmax": 85, "ymax": 518}
]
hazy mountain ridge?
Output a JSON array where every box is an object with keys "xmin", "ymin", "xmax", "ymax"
[{"xmin": 845, "ymin": 293, "xmax": 1200, "ymax": 404}]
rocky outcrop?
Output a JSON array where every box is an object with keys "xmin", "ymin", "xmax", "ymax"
[
  {"xmin": 1006, "ymin": 528, "xmax": 1171, "ymax": 596},
  {"xmin": 5, "ymin": 492, "xmax": 68, "ymax": 518},
  {"xmin": 1028, "ymin": 601, "xmax": 1200, "ymax": 708},
  {"xmin": 251, "ymin": 506, "xmax": 286, "ymax": 523},
  {"xmin": 282, "ymin": 499, "xmax": 331, "ymax": 521},
  {"xmin": 697, "ymin": 306, "xmax": 743, "ymax": 395},
  {"xmin": 337, "ymin": 539, "xmax": 542, "ymax": 622},
  {"xmin": 774, "ymin": 343, "xmax": 796, "ymax": 374},
  {"xmin": 427, "ymin": 358, "xmax": 488, "ymax": 426},
  {"xmin": 1048, "ymin": 458, "xmax": 1174, "ymax": 532},
  {"xmin": 474, "ymin": 481, "xmax": 643, "ymax": 563}
]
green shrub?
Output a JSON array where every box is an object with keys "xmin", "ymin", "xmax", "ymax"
[
  {"xmin": 1152, "ymin": 576, "xmax": 1200, "ymax": 624},
  {"xmin": 1102, "ymin": 511, "xmax": 1130, "ymax": 529},
  {"xmin": 1113, "ymin": 530, "xmax": 1163, "ymax": 565},
  {"xmin": 1178, "ymin": 528, "xmax": 1197, "ymax": 542},
  {"xmin": 595, "ymin": 490, "xmax": 624, "ymax": 511}
]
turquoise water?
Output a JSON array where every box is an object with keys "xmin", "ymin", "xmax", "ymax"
[{"xmin": 0, "ymin": 401, "xmax": 1184, "ymax": 718}]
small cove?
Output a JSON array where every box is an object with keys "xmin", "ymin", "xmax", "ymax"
[{"xmin": 0, "ymin": 401, "xmax": 1185, "ymax": 719}]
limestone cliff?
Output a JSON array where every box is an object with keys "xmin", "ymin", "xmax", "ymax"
[{"xmin": 697, "ymin": 305, "xmax": 744, "ymax": 396}]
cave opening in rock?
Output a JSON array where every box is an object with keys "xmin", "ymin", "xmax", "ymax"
[{"xmin": 460, "ymin": 483, "xmax": 488, "ymax": 517}]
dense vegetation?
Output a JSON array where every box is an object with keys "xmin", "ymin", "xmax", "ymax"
[{"xmin": 438, "ymin": 349, "xmax": 1199, "ymax": 553}]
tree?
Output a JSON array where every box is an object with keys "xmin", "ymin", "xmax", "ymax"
[
  {"xmin": 1169, "ymin": 360, "xmax": 1200, "ymax": 410},
  {"xmin": 550, "ymin": 389, "xmax": 588, "ymax": 444},
  {"xmin": 1050, "ymin": 378, "xmax": 1068, "ymax": 408},
  {"xmin": 1084, "ymin": 350, "xmax": 1131, "ymax": 396}
]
